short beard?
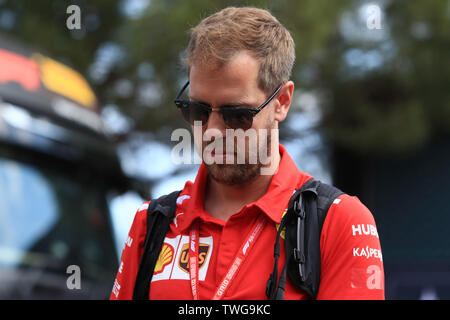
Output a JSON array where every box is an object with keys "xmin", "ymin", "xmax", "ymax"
[
  {"xmin": 203, "ymin": 123, "xmax": 274, "ymax": 186},
  {"xmin": 206, "ymin": 161, "xmax": 261, "ymax": 186}
]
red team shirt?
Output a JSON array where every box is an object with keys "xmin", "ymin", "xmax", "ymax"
[{"xmin": 110, "ymin": 145, "xmax": 385, "ymax": 300}]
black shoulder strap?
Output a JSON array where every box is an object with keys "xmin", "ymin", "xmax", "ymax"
[
  {"xmin": 132, "ymin": 190, "xmax": 181, "ymax": 300},
  {"xmin": 267, "ymin": 179, "xmax": 343, "ymax": 300},
  {"xmin": 134, "ymin": 181, "xmax": 341, "ymax": 300}
]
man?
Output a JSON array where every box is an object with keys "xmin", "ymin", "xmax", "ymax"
[{"xmin": 111, "ymin": 7, "xmax": 384, "ymax": 300}]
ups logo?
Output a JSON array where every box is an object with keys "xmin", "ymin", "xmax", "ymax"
[{"xmin": 178, "ymin": 243, "xmax": 210, "ymax": 273}]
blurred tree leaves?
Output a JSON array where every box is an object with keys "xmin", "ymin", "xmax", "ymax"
[
  {"xmin": 317, "ymin": 0, "xmax": 450, "ymax": 156},
  {"xmin": 0, "ymin": 0, "xmax": 122, "ymax": 75},
  {"xmin": 0, "ymin": 0, "xmax": 448, "ymax": 156},
  {"xmin": 113, "ymin": 0, "xmax": 351, "ymax": 133}
]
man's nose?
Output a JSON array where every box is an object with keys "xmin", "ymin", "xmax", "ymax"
[{"xmin": 206, "ymin": 109, "xmax": 227, "ymax": 134}]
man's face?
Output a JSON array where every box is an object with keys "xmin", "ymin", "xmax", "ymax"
[{"xmin": 189, "ymin": 51, "xmax": 278, "ymax": 186}]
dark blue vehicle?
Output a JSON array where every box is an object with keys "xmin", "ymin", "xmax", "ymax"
[{"xmin": 0, "ymin": 33, "xmax": 147, "ymax": 299}]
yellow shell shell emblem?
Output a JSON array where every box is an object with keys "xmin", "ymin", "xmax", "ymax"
[{"xmin": 154, "ymin": 243, "xmax": 174, "ymax": 274}]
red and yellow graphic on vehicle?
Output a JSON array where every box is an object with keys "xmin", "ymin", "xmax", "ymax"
[
  {"xmin": 0, "ymin": 49, "xmax": 40, "ymax": 91},
  {"xmin": 0, "ymin": 48, "xmax": 97, "ymax": 109}
]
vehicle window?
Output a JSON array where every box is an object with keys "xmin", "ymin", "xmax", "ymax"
[
  {"xmin": 107, "ymin": 190, "xmax": 144, "ymax": 260},
  {"xmin": 0, "ymin": 158, "xmax": 58, "ymax": 267},
  {"xmin": 0, "ymin": 154, "xmax": 118, "ymax": 299}
]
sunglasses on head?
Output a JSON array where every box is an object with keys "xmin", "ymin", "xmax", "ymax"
[{"xmin": 174, "ymin": 81, "xmax": 283, "ymax": 130}]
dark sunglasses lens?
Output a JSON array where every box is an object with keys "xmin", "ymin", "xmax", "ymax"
[
  {"xmin": 180, "ymin": 102, "xmax": 210, "ymax": 126},
  {"xmin": 222, "ymin": 108, "xmax": 253, "ymax": 130}
]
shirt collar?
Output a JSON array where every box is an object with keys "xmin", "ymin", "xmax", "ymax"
[
  {"xmin": 253, "ymin": 144, "xmax": 312, "ymax": 224},
  {"xmin": 175, "ymin": 144, "xmax": 313, "ymax": 232}
]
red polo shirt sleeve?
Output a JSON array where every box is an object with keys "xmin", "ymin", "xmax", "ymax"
[
  {"xmin": 317, "ymin": 194, "xmax": 385, "ymax": 300},
  {"xmin": 110, "ymin": 202, "xmax": 149, "ymax": 300}
]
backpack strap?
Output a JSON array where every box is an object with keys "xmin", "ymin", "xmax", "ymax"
[
  {"xmin": 266, "ymin": 179, "xmax": 343, "ymax": 300},
  {"xmin": 132, "ymin": 190, "xmax": 181, "ymax": 300}
]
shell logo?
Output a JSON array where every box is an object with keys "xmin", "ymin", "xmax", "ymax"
[{"xmin": 154, "ymin": 243, "xmax": 174, "ymax": 275}]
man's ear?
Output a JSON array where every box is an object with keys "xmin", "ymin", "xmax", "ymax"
[{"xmin": 274, "ymin": 81, "xmax": 294, "ymax": 123}]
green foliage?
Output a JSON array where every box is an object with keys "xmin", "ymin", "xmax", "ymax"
[
  {"xmin": 0, "ymin": 0, "xmax": 448, "ymax": 156},
  {"xmin": 317, "ymin": 0, "xmax": 450, "ymax": 156},
  {"xmin": 112, "ymin": 0, "xmax": 351, "ymax": 132},
  {"xmin": 0, "ymin": 0, "xmax": 122, "ymax": 73}
]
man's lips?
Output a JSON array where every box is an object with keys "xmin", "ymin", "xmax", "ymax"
[
  {"xmin": 211, "ymin": 153, "xmax": 237, "ymax": 162},
  {"xmin": 209, "ymin": 150, "xmax": 238, "ymax": 162},
  {"xmin": 211, "ymin": 150, "xmax": 236, "ymax": 156}
]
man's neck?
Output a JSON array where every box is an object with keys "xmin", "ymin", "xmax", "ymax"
[{"xmin": 204, "ymin": 151, "xmax": 281, "ymax": 221}]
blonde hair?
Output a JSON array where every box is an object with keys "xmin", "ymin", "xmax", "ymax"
[{"xmin": 185, "ymin": 7, "xmax": 295, "ymax": 94}]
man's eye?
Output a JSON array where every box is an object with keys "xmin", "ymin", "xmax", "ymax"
[{"xmin": 224, "ymin": 105, "xmax": 248, "ymax": 110}]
